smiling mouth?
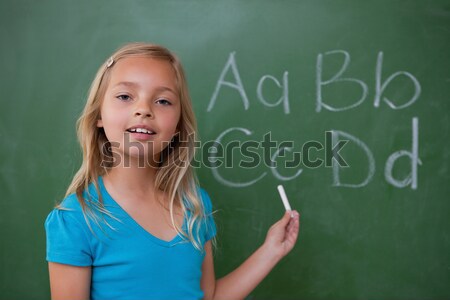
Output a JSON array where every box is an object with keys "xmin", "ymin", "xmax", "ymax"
[{"xmin": 126, "ymin": 128, "xmax": 156, "ymax": 135}]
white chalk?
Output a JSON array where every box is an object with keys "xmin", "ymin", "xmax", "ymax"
[{"xmin": 277, "ymin": 185, "xmax": 292, "ymax": 213}]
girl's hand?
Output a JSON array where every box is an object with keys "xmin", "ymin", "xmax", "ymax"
[{"xmin": 263, "ymin": 210, "xmax": 300, "ymax": 260}]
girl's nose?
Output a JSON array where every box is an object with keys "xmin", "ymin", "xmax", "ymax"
[{"xmin": 134, "ymin": 103, "xmax": 153, "ymax": 118}]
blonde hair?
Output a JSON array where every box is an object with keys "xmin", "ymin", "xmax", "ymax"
[{"xmin": 61, "ymin": 42, "xmax": 214, "ymax": 251}]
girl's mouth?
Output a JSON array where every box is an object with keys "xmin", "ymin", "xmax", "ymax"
[{"xmin": 126, "ymin": 128, "xmax": 156, "ymax": 135}]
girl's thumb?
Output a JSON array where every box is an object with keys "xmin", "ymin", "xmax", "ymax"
[{"xmin": 280, "ymin": 211, "xmax": 293, "ymax": 224}]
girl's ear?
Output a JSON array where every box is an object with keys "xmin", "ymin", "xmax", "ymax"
[{"xmin": 97, "ymin": 118, "xmax": 103, "ymax": 128}]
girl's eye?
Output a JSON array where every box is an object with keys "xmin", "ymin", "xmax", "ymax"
[
  {"xmin": 117, "ymin": 95, "xmax": 131, "ymax": 101},
  {"xmin": 156, "ymin": 99, "xmax": 171, "ymax": 106}
]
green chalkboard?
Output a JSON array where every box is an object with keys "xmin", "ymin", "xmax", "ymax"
[{"xmin": 1, "ymin": 1, "xmax": 449, "ymax": 299}]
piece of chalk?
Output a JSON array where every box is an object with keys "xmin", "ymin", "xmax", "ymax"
[{"xmin": 277, "ymin": 185, "xmax": 292, "ymax": 212}]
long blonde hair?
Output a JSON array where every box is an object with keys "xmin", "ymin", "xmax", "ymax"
[{"xmin": 62, "ymin": 42, "xmax": 212, "ymax": 251}]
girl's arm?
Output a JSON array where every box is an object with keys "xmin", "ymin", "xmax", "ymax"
[
  {"xmin": 48, "ymin": 262, "xmax": 91, "ymax": 300},
  {"xmin": 201, "ymin": 210, "xmax": 300, "ymax": 300}
]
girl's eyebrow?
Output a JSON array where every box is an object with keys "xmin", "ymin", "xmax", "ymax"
[{"xmin": 112, "ymin": 81, "xmax": 177, "ymax": 95}]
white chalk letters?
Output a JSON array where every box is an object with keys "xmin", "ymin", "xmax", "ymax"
[{"xmin": 207, "ymin": 50, "xmax": 422, "ymax": 189}]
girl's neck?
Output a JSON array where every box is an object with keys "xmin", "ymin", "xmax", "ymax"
[{"xmin": 103, "ymin": 162, "xmax": 159, "ymax": 202}]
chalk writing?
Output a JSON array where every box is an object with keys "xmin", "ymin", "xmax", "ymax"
[{"xmin": 207, "ymin": 50, "xmax": 422, "ymax": 189}]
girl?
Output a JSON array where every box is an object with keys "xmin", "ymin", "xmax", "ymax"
[{"xmin": 45, "ymin": 42, "xmax": 300, "ymax": 300}]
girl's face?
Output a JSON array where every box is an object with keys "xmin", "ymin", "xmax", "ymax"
[{"xmin": 97, "ymin": 56, "xmax": 181, "ymax": 165}]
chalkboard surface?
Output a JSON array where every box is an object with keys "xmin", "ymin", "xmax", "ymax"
[{"xmin": 1, "ymin": 1, "xmax": 449, "ymax": 299}]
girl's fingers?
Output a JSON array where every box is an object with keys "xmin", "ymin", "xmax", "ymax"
[
  {"xmin": 287, "ymin": 213, "xmax": 300, "ymax": 239},
  {"xmin": 267, "ymin": 210, "xmax": 300, "ymax": 248},
  {"xmin": 285, "ymin": 211, "xmax": 299, "ymax": 231},
  {"xmin": 279, "ymin": 211, "xmax": 292, "ymax": 226}
]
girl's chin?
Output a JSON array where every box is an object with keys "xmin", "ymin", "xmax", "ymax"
[{"xmin": 112, "ymin": 150, "xmax": 162, "ymax": 167}]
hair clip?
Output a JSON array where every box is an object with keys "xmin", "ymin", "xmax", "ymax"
[{"xmin": 106, "ymin": 57, "xmax": 114, "ymax": 68}]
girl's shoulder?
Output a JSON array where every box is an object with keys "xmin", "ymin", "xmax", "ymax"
[
  {"xmin": 45, "ymin": 194, "xmax": 94, "ymax": 267},
  {"xmin": 58, "ymin": 193, "xmax": 83, "ymax": 212},
  {"xmin": 197, "ymin": 187, "xmax": 214, "ymax": 213},
  {"xmin": 183, "ymin": 186, "xmax": 214, "ymax": 215},
  {"xmin": 197, "ymin": 187, "xmax": 209, "ymax": 199},
  {"xmin": 44, "ymin": 182, "xmax": 104, "ymax": 240},
  {"xmin": 60, "ymin": 189, "xmax": 101, "ymax": 211},
  {"xmin": 45, "ymin": 192, "xmax": 93, "ymax": 226},
  {"xmin": 53, "ymin": 180, "xmax": 103, "ymax": 214}
]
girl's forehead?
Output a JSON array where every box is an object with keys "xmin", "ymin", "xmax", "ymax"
[{"xmin": 108, "ymin": 56, "xmax": 178, "ymax": 90}]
